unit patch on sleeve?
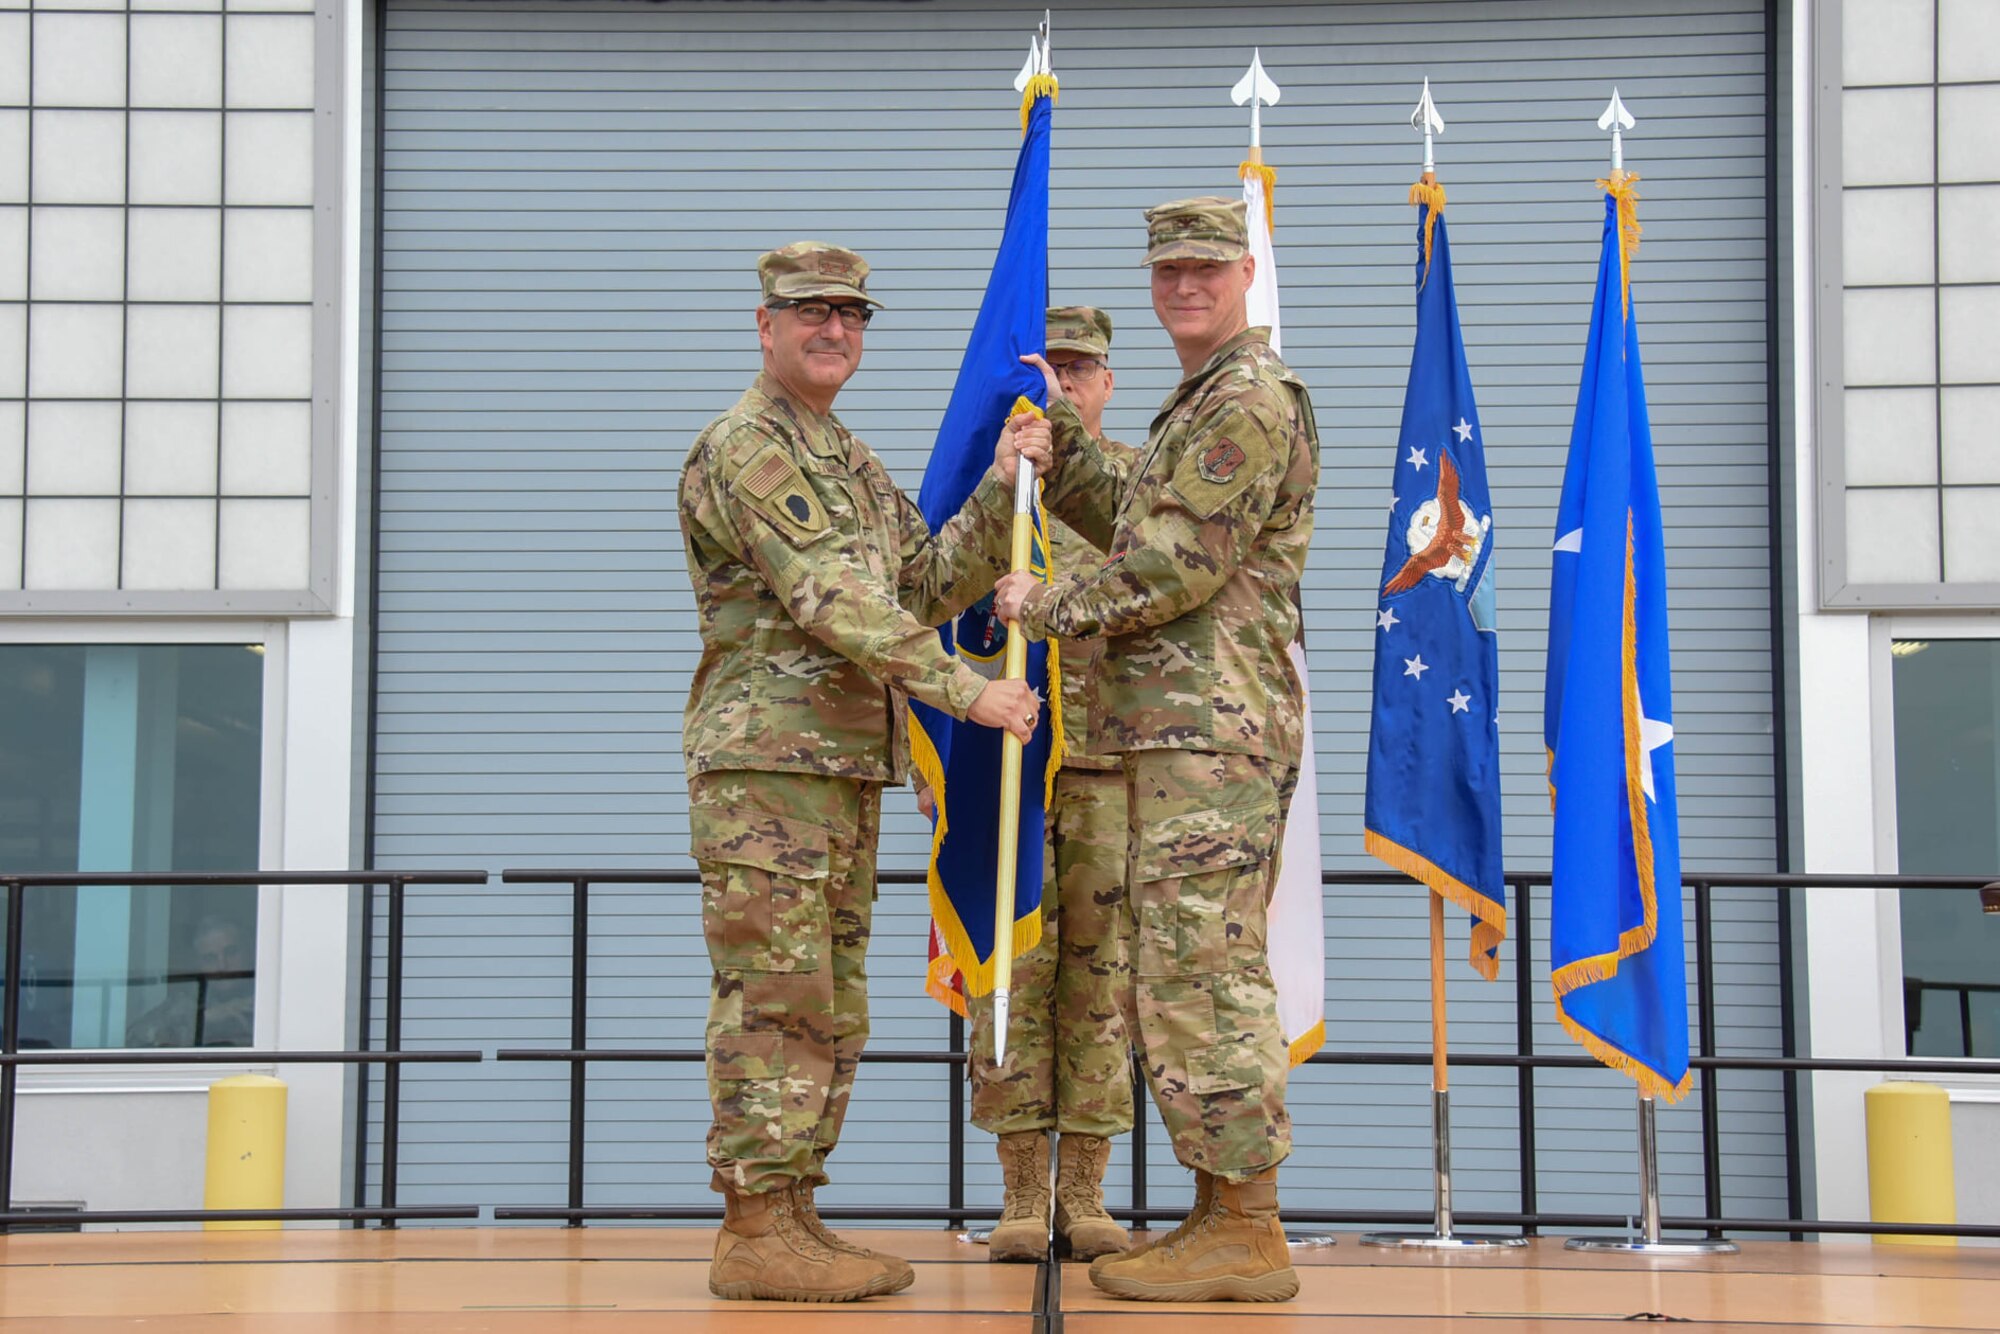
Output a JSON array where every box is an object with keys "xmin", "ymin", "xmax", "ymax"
[
  {"xmin": 1170, "ymin": 427, "xmax": 1270, "ymax": 519},
  {"xmin": 1198, "ymin": 438, "xmax": 1249, "ymax": 484},
  {"xmin": 732, "ymin": 441, "xmax": 831, "ymax": 544}
]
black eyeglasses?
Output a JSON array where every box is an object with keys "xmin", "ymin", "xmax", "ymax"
[
  {"xmin": 1053, "ymin": 357, "xmax": 1106, "ymax": 382},
  {"xmin": 767, "ymin": 299, "xmax": 874, "ymax": 330}
]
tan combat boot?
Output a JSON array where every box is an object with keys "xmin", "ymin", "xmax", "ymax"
[
  {"xmin": 1089, "ymin": 1169, "xmax": 1213, "ymax": 1277},
  {"xmin": 1054, "ymin": 1134, "xmax": 1129, "ymax": 1259},
  {"xmin": 794, "ymin": 1178, "xmax": 916, "ymax": 1293},
  {"xmin": 709, "ymin": 1183, "xmax": 900, "ymax": 1302},
  {"xmin": 987, "ymin": 1131, "xmax": 1052, "ymax": 1263},
  {"xmin": 1087, "ymin": 1168, "xmax": 1297, "ymax": 1303}
]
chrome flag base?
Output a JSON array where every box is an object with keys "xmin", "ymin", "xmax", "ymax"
[
  {"xmin": 1363, "ymin": 1090, "xmax": 1528, "ymax": 1249},
  {"xmin": 1565, "ymin": 1092, "xmax": 1738, "ymax": 1256}
]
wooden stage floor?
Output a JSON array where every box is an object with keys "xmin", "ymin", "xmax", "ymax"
[{"xmin": 2, "ymin": 1226, "xmax": 1996, "ymax": 1332}]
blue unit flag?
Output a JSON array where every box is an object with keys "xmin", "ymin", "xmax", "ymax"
[
  {"xmin": 912, "ymin": 84, "xmax": 1056, "ymax": 999},
  {"xmin": 1364, "ymin": 196, "xmax": 1507, "ymax": 980},
  {"xmin": 1543, "ymin": 179, "xmax": 1692, "ymax": 1101}
]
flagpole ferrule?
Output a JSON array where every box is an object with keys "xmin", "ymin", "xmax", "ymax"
[{"xmin": 1436, "ymin": 1086, "xmax": 1454, "ymax": 1237}]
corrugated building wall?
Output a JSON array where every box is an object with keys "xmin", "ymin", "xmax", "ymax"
[{"xmin": 366, "ymin": 0, "xmax": 1785, "ymax": 1225}]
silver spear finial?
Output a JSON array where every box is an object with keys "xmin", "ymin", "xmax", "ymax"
[
  {"xmin": 1597, "ymin": 87, "xmax": 1636, "ymax": 172},
  {"xmin": 1411, "ymin": 77, "xmax": 1445, "ymax": 173},
  {"xmin": 1231, "ymin": 48, "xmax": 1283, "ymax": 151}
]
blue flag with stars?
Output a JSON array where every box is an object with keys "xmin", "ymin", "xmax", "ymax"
[
  {"xmin": 1543, "ymin": 182, "xmax": 1691, "ymax": 1101},
  {"xmin": 1364, "ymin": 198, "xmax": 1507, "ymax": 980}
]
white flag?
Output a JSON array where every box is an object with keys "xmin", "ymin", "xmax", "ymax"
[
  {"xmin": 1244, "ymin": 169, "xmax": 1284, "ymax": 357},
  {"xmin": 1244, "ymin": 162, "xmax": 1326, "ymax": 1066}
]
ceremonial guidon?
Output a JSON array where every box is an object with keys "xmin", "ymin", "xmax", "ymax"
[{"xmin": 968, "ymin": 304, "xmax": 1136, "ymax": 1265}]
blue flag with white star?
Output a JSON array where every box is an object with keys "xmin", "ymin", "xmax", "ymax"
[
  {"xmin": 1543, "ymin": 184, "xmax": 1691, "ymax": 1101},
  {"xmin": 1364, "ymin": 199, "xmax": 1507, "ymax": 980}
]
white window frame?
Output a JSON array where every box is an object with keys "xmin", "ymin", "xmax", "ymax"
[
  {"xmin": 1871, "ymin": 610, "xmax": 2000, "ymax": 1094},
  {"xmin": 0, "ymin": 617, "xmax": 287, "ymax": 1093}
]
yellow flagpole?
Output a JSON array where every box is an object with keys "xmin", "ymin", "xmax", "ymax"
[{"xmin": 990, "ymin": 397, "xmax": 1041, "ymax": 1065}]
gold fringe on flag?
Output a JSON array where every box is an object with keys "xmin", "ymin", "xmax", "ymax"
[
  {"xmin": 1364, "ymin": 829, "xmax": 1507, "ymax": 983},
  {"xmin": 1239, "ymin": 156, "xmax": 1277, "ymax": 233},
  {"xmin": 1018, "ymin": 74, "xmax": 1059, "ymax": 134},
  {"xmin": 1595, "ymin": 170, "xmax": 1642, "ymax": 317},
  {"xmin": 1546, "ymin": 513, "xmax": 1692, "ymax": 1103},
  {"xmin": 1408, "ymin": 174, "xmax": 1447, "ymax": 291}
]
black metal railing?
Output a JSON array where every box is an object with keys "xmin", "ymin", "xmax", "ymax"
[
  {"xmin": 10, "ymin": 967, "xmax": 255, "ymax": 1050},
  {"xmin": 0, "ymin": 871, "xmax": 487, "ymax": 1229},
  {"xmin": 5, "ymin": 867, "xmax": 1998, "ymax": 1238},
  {"xmin": 479, "ymin": 867, "xmax": 2000, "ymax": 1240},
  {"xmin": 1905, "ymin": 978, "xmax": 1998, "ymax": 1057}
]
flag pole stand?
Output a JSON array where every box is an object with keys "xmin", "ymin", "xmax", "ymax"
[
  {"xmin": 1363, "ymin": 892, "xmax": 1527, "ymax": 1250},
  {"xmin": 1565, "ymin": 1091, "xmax": 1738, "ymax": 1254}
]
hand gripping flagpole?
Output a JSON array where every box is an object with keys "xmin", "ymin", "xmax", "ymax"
[
  {"xmin": 1563, "ymin": 94, "xmax": 1734, "ymax": 1257},
  {"xmin": 991, "ymin": 15, "xmax": 1052, "ymax": 1066},
  {"xmin": 1363, "ymin": 79, "xmax": 1523, "ymax": 1252}
]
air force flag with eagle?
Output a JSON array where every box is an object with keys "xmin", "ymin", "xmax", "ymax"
[
  {"xmin": 1364, "ymin": 199, "xmax": 1507, "ymax": 980},
  {"xmin": 1543, "ymin": 184, "xmax": 1692, "ymax": 1101}
]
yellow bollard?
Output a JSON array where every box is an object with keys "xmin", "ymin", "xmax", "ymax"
[
  {"xmin": 204, "ymin": 1073, "xmax": 287, "ymax": 1231},
  {"xmin": 1865, "ymin": 1080, "xmax": 1956, "ymax": 1246}
]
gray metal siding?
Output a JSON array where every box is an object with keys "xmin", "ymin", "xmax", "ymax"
[{"xmin": 371, "ymin": 0, "xmax": 1783, "ymax": 1226}]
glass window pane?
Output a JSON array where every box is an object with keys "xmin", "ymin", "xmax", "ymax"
[
  {"xmin": 1892, "ymin": 638, "xmax": 2000, "ymax": 1057},
  {"xmin": 0, "ymin": 644, "xmax": 261, "ymax": 1049}
]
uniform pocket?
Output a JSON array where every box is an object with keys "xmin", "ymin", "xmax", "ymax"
[
  {"xmin": 1131, "ymin": 799, "xmax": 1281, "ymax": 975},
  {"xmin": 709, "ymin": 1030, "xmax": 789, "ymax": 1152},
  {"xmin": 711, "ymin": 1030, "xmax": 786, "ymax": 1082},
  {"xmin": 1130, "ymin": 800, "xmax": 1280, "ymax": 884},
  {"xmin": 1187, "ymin": 1038, "xmax": 1260, "ymax": 1097},
  {"xmin": 692, "ymin": 806, "xmax": 831, "ymax": 974}
]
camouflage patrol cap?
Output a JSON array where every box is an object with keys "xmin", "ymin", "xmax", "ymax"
[
  {"xmin": 1046, "ymin": 305, "xmax": 1113, "ymax": 358},
  {"xmin": 1140, "ymin": 196, "xmax": 1250, "ymax": 265},
  {"xmin": 757, "ymin": 240, "xmax": 886, "ymax": 309}
]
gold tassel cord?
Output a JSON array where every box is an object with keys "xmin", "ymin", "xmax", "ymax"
[
  {"xmin": 1018, "ymin": 75, "xmax": 1059, "ymax": 134},
  {"xmin": 1595, "ymin": 170, "xmax": 1642, "ymax": 317},
  {"xmin": 1408, "ymin": 176, "xmax": 1447, "ymax": 291},
  {"xmin": 1239, "ymin": 157, "xmax": 1277, "ymax": 233}
]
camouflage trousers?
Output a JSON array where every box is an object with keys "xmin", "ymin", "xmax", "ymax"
[
  {"xmin": 1120, "ymin": 748, "xmax": 1297, "ymax": 1181},
  {"xmin": 967, "ymin": 765, "xmax": 1134, "ymax": 1138},
  {"xmin": 689, "ymin": 769, "xmax": 881, "ymax": 1197}
]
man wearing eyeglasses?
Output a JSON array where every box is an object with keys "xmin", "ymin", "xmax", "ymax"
[
  {"xmin": 680, "ymin": 240, "xmax": 1050, "ymax": 1303},
  {"xmin": 996, "ymin": 198, "xmax": 1319, "ymax": 1303},
  {"xmin": 964, "ymin": 305, "xmax": 1136, "ymax": 1265}
]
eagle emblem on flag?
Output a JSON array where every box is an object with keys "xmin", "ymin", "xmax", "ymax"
[{"xmin": 1384, "ymin": 450, "xmax": 1490, "ymax": 596}]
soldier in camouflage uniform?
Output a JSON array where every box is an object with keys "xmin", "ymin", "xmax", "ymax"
[
  {"xmin": 996, "ymin": 198, "xmax": 1320, "ymax": 1303},
  {"xmin": 966, "ymin": 307, "xmax": 1135, "ymax": 1264},
  {"xmin": 681, "ymin": 241, "xmax": 1049, "ymax": 1303}
]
